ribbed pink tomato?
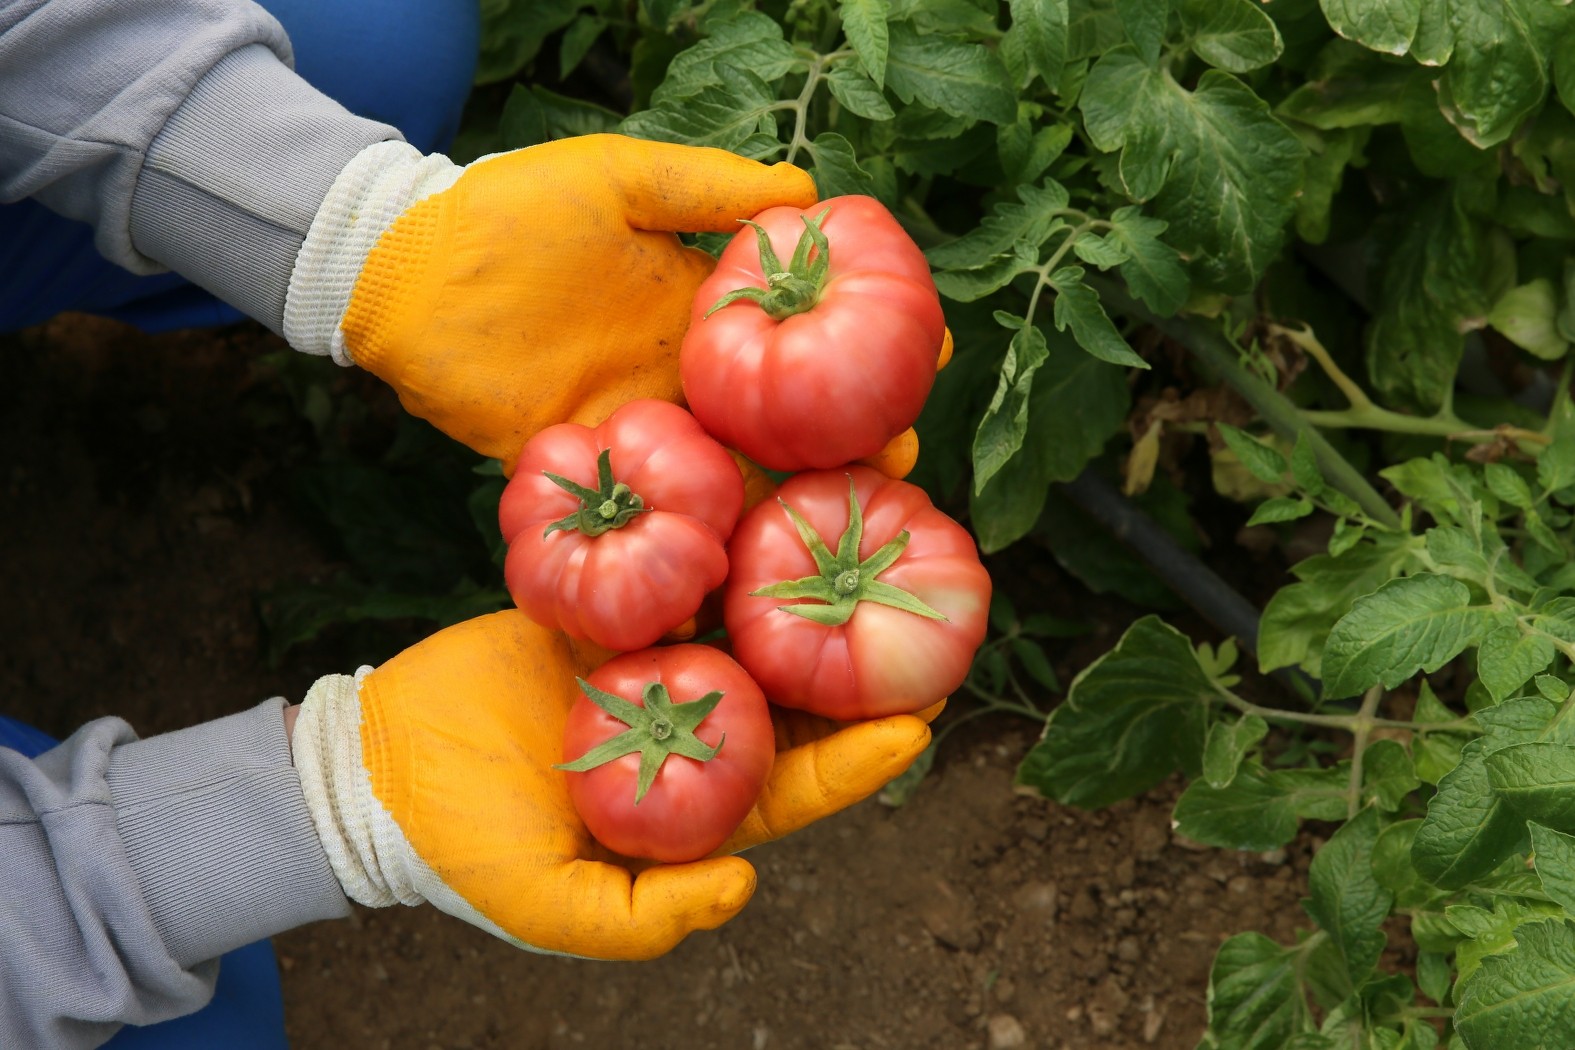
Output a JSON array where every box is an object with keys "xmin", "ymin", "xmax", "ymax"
[
  {"xmin": 500, "ymin": 399, "xmax": 743, "ymax": 651},
  {"xmin": 681, "ymin": 195, "xmax": 946, "ymax": 471},
  {"xmin": 723, "ymin": 466, "xmax": 991, "ymax": 719},
  {"xmin": 558, "ymin": 644, "xmax": 775, "ymax": 862}
]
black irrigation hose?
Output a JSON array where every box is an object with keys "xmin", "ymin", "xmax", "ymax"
[{"xmin": 1056, "ymin": 468, "xmax": 1320, "ymax": 701}]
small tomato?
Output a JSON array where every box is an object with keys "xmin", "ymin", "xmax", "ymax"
[
  {"xmin": 558, "ymin": 645, "xmax": 775, "ymax": 862},
  {"xmin": 500, "ymin": 399, "xmax": 743, "ymax": 651},
  {"xmin": 724, "ymin": 466, "xmax": 991, "ymax": 719}
]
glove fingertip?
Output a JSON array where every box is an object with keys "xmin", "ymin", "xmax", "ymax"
[{"xmin": 857, "ymin": 428, "xmax": 919, "ymax": 479}]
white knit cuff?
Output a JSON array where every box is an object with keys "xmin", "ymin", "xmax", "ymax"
[
  {"xmin": 291, "ymin": 667, "xmax": 426, "ymax": 908},
  {"xmin": 289, "ymin": 668, "xmax": 543, "ymax": 951},
  {"xmin": 282, "ymin": 141, "xmax": 462, "ymax": 365}
]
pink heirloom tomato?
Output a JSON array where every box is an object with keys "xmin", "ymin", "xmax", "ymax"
[
  {"xmin": 723, "ymin": 466, "xmax": 991, "ymax": 720},
  {"xmin": 500, "ymin": 399, "xmax": 743, "ymax": 651},
  {"xmin": 681, "ymin": 195, "xmax": 947, "ymax": 472},
  {"xmin": 557, "ymin": 644, "xmax": 775, "ymax": 863}
]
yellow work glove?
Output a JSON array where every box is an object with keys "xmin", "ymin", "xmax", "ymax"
[
  {"xmin": 281, "ymin": 134, "xmax": 818, "ymax": 471},
  {"xmin": 289, "ymin": 610, "xmax": 933, "ymax": 960}
]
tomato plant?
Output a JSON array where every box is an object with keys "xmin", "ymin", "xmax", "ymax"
[
  {"xmin": 680, "ymin": 195, "xmax": 946, "ymax": 471},
  {"xmin": 455, "ymin": 0, "xmax": 1575, "ymax": 1042},
  {"xmin": 557, "ymin": 644, "xmax": 774, "ymax": 863},
  {"xmin": 724, "ymin": 465, "xmax": 990, "ymax": 719},
  {"xmin": 499, "ymin": 399, "xmax": 742, "ymax": 651}
]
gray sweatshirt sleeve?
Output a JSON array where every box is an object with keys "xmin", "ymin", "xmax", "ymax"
[
  {"xmin": 0, "ymin": 0, "xmax": 403, "ymax": 332},
  {"xmin": 0, "ymin": 700, "xmax": 351, "ymax": 1049}
]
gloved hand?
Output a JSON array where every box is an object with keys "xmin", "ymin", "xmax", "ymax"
[
  {"xmin": 282, "ymin": 134, "xmax": 818, "ymax": 471},
  {"xmin": 290, "ymin": 610, "xmax": 934, "ymax": 960}
]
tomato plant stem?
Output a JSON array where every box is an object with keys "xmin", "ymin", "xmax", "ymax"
[
  {"xmin": 1343, "ymin": 685, "xmax": 1385, "ymax": 818},
  {"xmin": 1150, "ymin": 312, "xmax": 1404, "ymax": 530}
]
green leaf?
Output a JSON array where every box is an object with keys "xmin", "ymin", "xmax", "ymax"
[
  {"xmin": 1009, "ymin": 0, "xmax": 1069, "ymax": 87},
  {"xmin": 884, "ymin": 22, "xmax": 1018, "ymax": 124},
  {"xmin": 1413, "ymin": 739, "xmax": 1529, "ymax": 889},
  {"xmin": 1413, "ymin": 680, "xmax": 1473, "ymax": 785},
  {"xmin": 1364, "ymin": 739, "xmax": 1422, "ymax": 811},
  {"xmin": 973, "ymin": 324, "xmax": 1052, "ymax": 492},
  {"xmin": 1477, "ymin": 697, "xmax": 1565, "ymax": 750},
  {"xmin": 1177, "ymin": 0, "xmax": 1284, "ymax": 74},
  {"xmin": 1484, "ymin": 462, "xmax": 1536, "ymax": 510},
  {"xmin": 1478, "ymin": 627, "xmax": 1557, "ymax": 704},
  {"xmin": 1200, "ymin": 933, "xmax": 1315, "ymax": 1050},
  {"xmin": 1319, "ymin": 0, "xmax": 1421, "ymax": 56},
  {"xmin": 1012, "ymin": 637, "xmax": 1060, "ymax": 691},
  {"xmin": 1049, "ymin": 267, "xmax": 1149, "ymax": 368},
  {"xmin": 1289, "ymin": 434, "xmax": 1326, "ymax": 496},
  {"xmin": 1174, "ymin": 761, "xmax": 1351, "ymax": 850},
  {"xmin": 1450, "ymin": 898, "xmax": 1567, "ymax": 986},
  {"xmin": 927, "ymin": 181, "xmax": 1070, "ymax": 270},
  {"xmin": 1294, "ymin": 127, "xmax": 1363, "ymax": 245},
  {"xmin": 1014, "ymin": 616, "xmax": 1211, "ymax": 807},
  {"xmin": 1079, "ymin": 52, "xmax": 1305, "ymax": 292},
  {"xmin": 931, "ymin": 242, "xmax": 1042, "ymax": 303},
  {"xmin": 1203, "ymin": 714, "xmax": 1269, "ymax": 788},
  {"xmin": 1366, "ymin": 192, "xmax": 1487, "ymax": 412},
  {"xmin": 1116, "ymin": 0, "xmax": 1169, "ymax": 65},
  {"xmin": 1321, "ymin": 574, "xmax": 1494, "ymax": 699},
  {"xmin": 998, "ymin": 117, "xmax": 1073, "ymax": 186},
  {"xmin": 1304, "ymin": 809, "xmax": 1392, "ymax": 991},
  {"xmin": 1486, "ymin": 743, "xmax": 1575, "ymax": 832},
  {"xmin": 621, "ymin": 65, "xmax": 782, "ymax": 150},
  {"xmin": 1409, "ymin": 0, "xmax": 1452, "ymax": 65},
  {"xmin": 825, "ymin": 63, "xmax": 895, "ymax": 120},
  {"xmin": 1106, "ymin": 207, "xmax": 1190, "ymax": 314},
  {"xmin": 1489, "ymin": 279, "xmax": 1570, "ymax": 361},
  {"xmin": 1538, "ymin": 398, "xmax": 1575, "ymax": 494},
  {"xmin": 1070, "ymin": 232, "xmax": 1129, "ymax": 268},
  {"xmin": 839, "ymin": 0, "xmax": 891, "ymax": 88},
  {"xmin": 971, "ymin": 331, "xmax": 1129, "ymax": 552},
  {"xmin": 476, "ymin": 0, "xmax": 583, "ymax": 84},
  {"xmin": 648, "ymin": 11, "xmax": 799, "ymax": 104},
  {"xmin": 1371, "ymin": 819, "xmax": 1436, "ymax": 908},
  {"xmin": 1258, "ymin": 532, "xmax": 1423, "ymax": 677},
  {"xmin": 1276, "ymin": 49, "xmax": 1415, "ymax": 130},
  {"xmin": 808, "ymin": 131, "xmax": 875, "ymax": 198},
  {"xmin": 1381, "ymin": 455, "xmax": 1474, "ymax": 525},
  {"xmin": 1455, "ymin": 919, "xmax": 1575, "ymax": 1050},
  {"xmin": 558, "ymin": 13, "xmax": 607, "ymax": 79},
  {"xmin": 1530, "ymin": 822, "xmax": 1575, "ymax": 916},
  {"xmin": 1247, "ymin": 496, "xmax": 1315, "ymax": 527},
  {"xmin": 1435, "ymin": 0, "xmax": 1547, "ymax": 149},
  {"xmin": 1218, "ymin": 423, "xmax": 1289, "ymax": 483}
]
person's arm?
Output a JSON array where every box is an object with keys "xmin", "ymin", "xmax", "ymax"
[
  {"xmin": 0, "ymin": 701, "xmax": 349, "ymax": 1049},
  {"xmin": 0, "ymin": 0, "xmax": 400, "ymax": 332}
]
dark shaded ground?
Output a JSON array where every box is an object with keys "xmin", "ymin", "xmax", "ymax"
[{"xmin": 1, "ymin": 315, "xmax": 1333, "ymax": 1049}]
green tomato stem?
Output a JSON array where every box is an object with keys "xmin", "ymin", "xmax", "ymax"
[
  {"xmin": 542, "ymin": 448, "xmax": 649, "ymax": 538},
  {"xmin": 555, "ymin": 679, "xmax": 726, "ymax": 804},
  {"xmin": 750, "ymin": 476, "xmax": 949, "ymax": 627}
]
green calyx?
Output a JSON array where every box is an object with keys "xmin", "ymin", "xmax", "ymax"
[
  {"xmin": 704, "ymin": 209, "xmax": 833, "ymax": 322},
  {"xmin": 542, "ymin": 448, "xmax": 648, "ymax": 538},
  {"xmin": 750, "ymin": 477, "xmax": 950, "ymax": 628},
  {"xmin": 554, "ymin": 679, "xmax": 726, "ymax": 804}
]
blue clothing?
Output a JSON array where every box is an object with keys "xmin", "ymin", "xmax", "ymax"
[
  {"xmin": 0, "ymin": 715, "xmax": 289, "ymax": 1049},
  {"xmin": 0, "ymin": 0, "xmax": 478, "ymax": 333}
]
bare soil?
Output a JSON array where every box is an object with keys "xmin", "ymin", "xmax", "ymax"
[{"xmin": 1, "ymin": 316, "xmax": 1346, "ymax": 1050}]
